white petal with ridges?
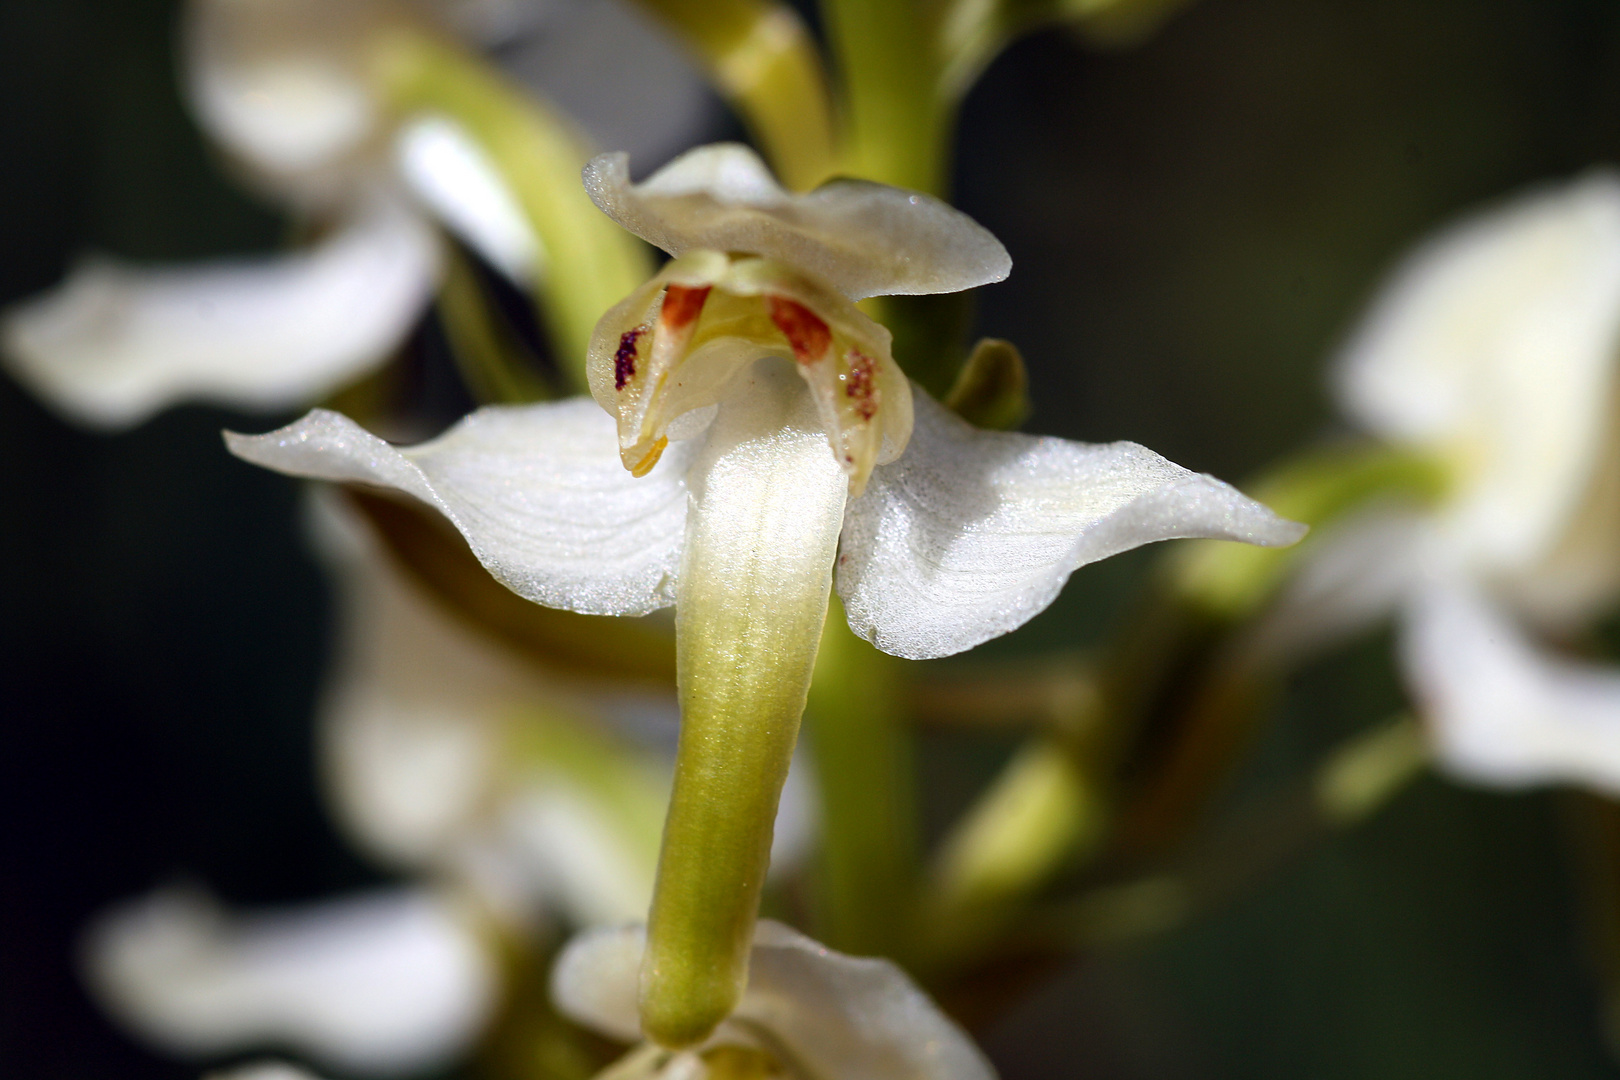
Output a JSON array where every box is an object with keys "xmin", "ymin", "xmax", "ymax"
[
  {"xmin": 1402, "ymin": 580, "xmax": 1620, "ymax": 794},
  {"xmin": 1335, "ymin": 171, "xmax": 1620, "ymax": 578},
  {"xmin": 839, "ymin": 392, "xmax": 1307, "ymax": 659},
  {"xmin": 552, "ymin": 921, "xmax": 996, "ymax": 1080},
  {"xmin": 2, "ymin": 196, "xmax": 438, "ymax": 430},
  {"xmin": 584, "ymin": 144, "xmax": 1011, "ymax": 300},
  {"xmin": 227, "ymin": 398, "xmax": 693, "ymax": 615},
  {"xmin": 83, "ymin": 887, "xmax": 494, "ymax": 1076}
]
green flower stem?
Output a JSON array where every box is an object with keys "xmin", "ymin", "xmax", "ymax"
[
  {"xmin": 922, "ymin": 739, "xmax": 1103, "ymax": 968},
  {"xmin": 436, "ymin": 246, "xmax": 551, "ymax": 404},
  {"xmin": 641, "ymin": 365, "xmax": 848, "ymax": 1048},
  {"xmin": 630, "ymin": 0, "xmax": 838, "ymax": 191},
  {"xmin": 803, "ymin": 599, "xmax": 920, "ymax": 959},
  {"xmin": 1314, "ymin": 713, "xmax": 1428, "ymax": 825},
  {"xmin": 822, "ymin": 0, "xmax": 950, "ymax": 196},
  {"xmin": 372, "ymin": 26, "xmax": 651, "ymax": 392}
]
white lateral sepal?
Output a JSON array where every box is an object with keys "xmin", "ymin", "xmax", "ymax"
[
  {"xmin": 226, "ymin": 398, "xmax": 694, "ymax": 616},
  {"xmin": 838, "ymin": 392, "xmax": 1308, "ymax": 659}
]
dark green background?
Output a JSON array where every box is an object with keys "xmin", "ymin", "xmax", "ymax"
[{"xmin": 3, "ymin": 0, "xmax": 1620, "ymax": 1076}]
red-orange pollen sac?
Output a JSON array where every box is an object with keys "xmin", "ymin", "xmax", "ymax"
[
  {"xmin": 844, "ymin": 349, "xmax": 879, "ymax": 420},
  {"xmin": 615, "ymin": 327, "xmax": 645, "ymax": 390},
  {"xmin": 766, "ymin": 296, "xmax": 832, "ymax": 364},
  {"xmin": 659, "ymin": 284, "xmax": 712, "ymax": 334}
]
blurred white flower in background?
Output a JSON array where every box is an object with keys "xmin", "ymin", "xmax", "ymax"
[
  {"xmin": 78, "ymin": 487, "xmax": 817, "ymax": 1074},
  {"xmin": 84, "ymin": 885, "xmax": 495, "ymax": 1076},
  {"xmin": 1, "ymin": 0, "xmax": 714, "ymax": 429},
  {"xmin": 551, "ymin": 920, "xmax": 997, "ymax": 1080},
  {"xmin": 1277, "ymin": 171, "xmax": 1620, "ymax": 791},
  {"xmin": 308, "ymin": 488, "xmax": 671, "ymax": 928}
]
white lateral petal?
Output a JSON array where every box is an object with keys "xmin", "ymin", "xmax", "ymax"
[
  {"xmin": 1402, "ymin": 580, "xmax": 1620, "ymax": 795},
  {"xmin": 2, "ymin": 196, "xmax": 438, "ymax": 430},
  {"xmin": 396, "ymin": 115, "xmax": 542, "ymax": 283},
  {"xmin": 1334, "ymin": 171, "xmax": 1620, "ymax": 575},
  {"xmin": 584, "ymin": 144, "xmax": 1011, "ymax": 300},
  {"xmin": 839, "ymin": 392, "xmax": 1307, "ymax": 660},
  {"xmin": 551, "ymin": 921, "xmax": 996, "ymax": 1080},
  {"xmin": 227, "ymin": 398, "xmax": 693, "ymax": 615},
  {"xmin": 83, "ymin": 886, "xmax": 495, "ymax": 1076}
]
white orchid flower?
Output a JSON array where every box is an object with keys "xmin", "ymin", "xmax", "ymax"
[
  {"xmin": 83, "ymin": 885, "xmax": 496, "ymax": 1076},
  {"xmin": 1, "ymin": 0, "xmax": 695, "ymax": 429},
  {"xmin": 228, "ymin": 142, "xmax": 1304, "ymax": 1046},
  {"xmin": 551, "ymin": 920, "xmax": 997, "ymax": 1080},
  {"xmin": 1281, "ymin": 170, "xmax": 1620, "ymax": 793}
]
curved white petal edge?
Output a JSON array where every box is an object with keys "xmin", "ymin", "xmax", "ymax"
[
  {"xmin": 396, "ymin": 115, "xmax": 542, "ymax": 284},
  {"xmin": 1333, "ymin": 169, "xmax": 1620, "ymax": 575},
  {"xmin": 1401, "ymin": 580, "xmax": 1620, "ymax": 795},
  {"xmin": 839, "ymin": 392, "xmax": 1309, "ymax": 660},
  {"xmin": 583, "ymin": 143, "xmax": 1011, "ymax": 300},
  {"xmin": 2, "ymin": 195, "xmax": 439, "ymax": 431},
  {"xmin": 82, "ymin": 886, "xmax": 496, "ymax": 1076},
  {"xmin": 551, "ymin": 921, "xmax": 997, "ymax": 1080},
  {"xmin": 226, "ymin": 398, "xmax": 695, "ymax": 615}
]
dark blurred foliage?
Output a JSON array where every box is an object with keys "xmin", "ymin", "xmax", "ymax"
[{"xmin": 5, "ymin": 0, "xmax": 1620, "ymax": 1077}]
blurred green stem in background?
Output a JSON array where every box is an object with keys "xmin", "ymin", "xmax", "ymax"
[
  {"xmin": 923, "ymin": 738, "xmax": 1105, "ymax": 969},
  {"xmin": 436, "ymin": 246, "xmax": 552, "ymax": 405},
  {"xmin": 804, "ymin": 599, "xmax": 921, "ymax": 959},
  {"xmin": 373, "ymin": 26, "xmax": 651, "ymax": 393},
  {"xmin": 1035, "ymin": 712, "xmax": 1428, "ymax": 953},
  {"xmin": 1314, "ymin": 713, "xmax": 1428, "ymax": 826},
  {"xmin": 631, "ymin": 0, "xmax": 839, "ymax": 190}
]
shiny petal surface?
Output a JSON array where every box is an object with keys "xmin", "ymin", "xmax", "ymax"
[
  {"xmin": 839, "ymin": 391, "xmax": 1307, "ymax": 659},
  {"xmin": 84, "ymin": 887, "xmax": 495, "ymax": 1076},
  {"xmin": 1335, "ymin": 171, "xmax": 1620, "ymax": 579},
  {"xmin": 552, "ymin": 921, "xmax": 996, "ymax": 1080},
  {"xmin": 396, "ymin": 115, "xmax": 541, "ymax": 283},
  {"xmin": 584, "ymin": 144, "xmax": 1010, "ymax": 300},
  {"xmin": 3, "ymin": 197, "xmax": 438, "ymax": 430},
  {"xmin": 1402, "ymin": 580, "xmax": 1620, "ymax": 794},
  {"xmin": 227, "ymin": 398, "xmax": 694, "ymax": 615}
]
